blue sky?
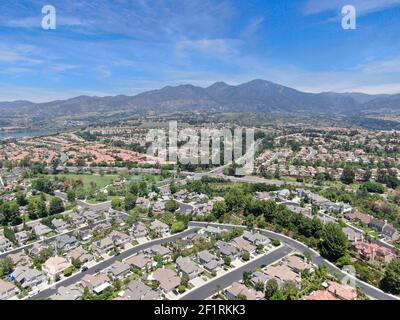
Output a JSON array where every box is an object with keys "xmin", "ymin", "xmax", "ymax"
[{"xmin": 0, "ymin": 0, "xmax": 400, "ymax": 102}]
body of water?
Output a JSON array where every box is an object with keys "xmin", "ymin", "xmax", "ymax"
[{"xmin": 0, "ymin": 129, "xmax": 56, "ymax": 141}]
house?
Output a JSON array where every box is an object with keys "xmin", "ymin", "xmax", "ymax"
[
  {"xmin": 136, "ymin": 197, "xmax": 150, "ymax": 208},
  {"xmin": 52, "ymin": 218, "xmax": 69, "ymax": 233},
  {"xmin": 144, "ymin": 244, "xmax": 171, "ymax": 260},
  {"xmin": 306, "ymin": 290, "xmax": 338, "ymax": 300},
  {"xmin": 82, "ymin": 211, "xmax": 101, "ymax": 223},
  {"xmin": 197, "ymin": 250, "xmax": 223, "ymax": 272},
  {"xmin": 33, "ymin": 224, "xmax": 53, "ymax": 238},
  {"xmin": 352, "ymin": 240, "xmax": 396, "ymax": 264},
  {"xmin": 109, "ymin": 230, "xmax": 131, "ymax": 247},
  {"xmin": 50, "ymin": 284, "xmax": 83, "ymax": 300},
  {"xmin": 232, "ymin": 237, "xmax": 256, "ymax": 255},
  {"xmin": 342, "ymin": 227, "xmax": 363, "ymax": 243},
  {"xmin": 66, "ymin": 246, "xmax": 94, "ymax": 264},
  {"xmin": 149, "ymin": 219, "xmax": 169, "ymax": 236},
  {"xmin": 327, "ymin": 281, "xmax": 357, "ymax": 300},
  {"xmin": 344, "ymin": 211, "xmax": 372, "ymax": 225},
  {"xmin": 177, "ymin": 203, "xmax": 193, "ymax": 216},
  {"xmin": 121, "ymin": 280, "xmax": 160, "ymax": 300},
  {"xmin": 176, "ymin": 256, "xmax": 202, "ymax": 279},
  {"xmin": 53, "ymin": 234, "xmax": 78, "ymax": 252},
  {"xmin": 125, "ymin": 253, "xmax": 153, "ymax": 270},
  {"xmin": 264, "ymin": 265, "xmax": 301, "ymax": 287},
  {"xmin": 15, "ymin": 231, "xmax": 29, "ymax": 246},
  {"xmin": 28, "ymin": 243, "xmax": 48, "ymax": 257},
  {"xmin": 152, "ymin": 201, "xmax": 166, "ymax": 213},
  {"xmin": 108, "ymin": 261, "xmax": 131, "ymax": 279},
  {"xmin": 8, "ymin": 251, "xmax": 31, "ymax": 267},
  {"xmin": 0, "ymin": 279, "xmax": 19, "ymax": 300},
  {"xmin": 216, "ymin": 240, "xmax": 237, "ymax": 259},
  {"xmin": 11, "ymin": 267, "xmax": 46, "ymax": 289},
  {"xmin": 0, "ymin": 236, "xmax": 12, "ymax": 253},
  {"xmin": 43, "ymin": 256, "xmax": 72, "ymax": 279},
  {"xmin": 250, "ymin": 271, "xmax": 271, "ymax": 287},
  {"xmin": 201, "ymin": 226, "xmax": 224, "ymax": 236},
  {"xmin": 151, "ymin": 268, "xmax": 181, "ymax": 294},
  {"xmin": 130, "ymin": 222, "xmax": 148, "ymax": 238},
  {"xmin": 77, "ymin": 228, "xmax": 92, "ymax": 241},
  {"xmin": 92, "ymin": 237, "xmax": 114, "ymax": 255},
  {"xmin": 283, "ymin": 255, "xmax": 312, "ymax": 274},
  {"xmin": 66, "ymin": 212, "xmax": 85, "ymax": 227},
  {"xmin": 256, "ymin": 192, "xmax": 272, "ymax": 201},
  {"xmin": 368, "ymin": 219, "xmax": 400, "ymax": 241},
  {"xmin": 243, "ymin": 231, "xmax": 271, "ymax": 247},
  {"xmin": 225, "ymin": 282, "xmax": 263, "ymax": 300},
  {"xmin": 81, "ymin": 273, "xmax": 111, "ymax": 294}
]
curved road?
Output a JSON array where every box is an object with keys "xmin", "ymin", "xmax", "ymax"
[{"xmin": 188, "ymin": 222, "xmax": 399, "ymax": 301}]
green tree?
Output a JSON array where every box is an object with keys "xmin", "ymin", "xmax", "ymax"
[
  {"xmin": 171, "ymin": 221, "xmax": 186, "ymax": 234},
  {"xmin": 320, "ymin": 223, "xmax": 348, "ymax": 261},
  {"xmin": 340, "ymin": 167, "xmax": 355, "ymax": 185},
  {"xmin": 49, "ymin": 197, "xmax": 64, "ymax": 215},
  {"xmin": 381, "ymin": 258, "xmax": 400, "ymax": 294},
  {"xmin": 223, "ymin": 256, "xmax": 231, "ymax": 266},
  {"xmin": 124, "ymin": 193, "xmax": 137, "ymax": 211},
  {"xmin": 111, "ymin": 197, "xmax": 122, "ymax": 210},
  {"xmin": 0, "ymin": 257, "xmax": 14, "ymax": 277},
  {"xmin": 165, "ymin": 200, "xmax": 179, "ymax": 213},
  {"xmin": 67, "ymin": 189, "xmax": 76, "ymax": 203},
  {"xmin": 211, "ymin": 201, "xmax": 227, "ymax": 220},
  {"xmin": 265, "ymin": 278, "xmax": 279, "ymax": 300}
]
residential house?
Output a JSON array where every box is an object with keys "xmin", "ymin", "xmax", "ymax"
[
  {"xmin": 0, "ymin": 236, "xmax": 12, "ymax": 253},
  {"xmin": 243, "ymin": 231, "xmax": 271, "ymax": 247},
  {"xmin": 342, "ymin": 227, "xmax": 363, "ymax": 243},
  {"xmin": 264, "ymin": 265, "xmax": 301, "ymax": 288},
  {"xmin": 108, "ymin": 261, "xmax": 131, "ymax": 280},
  {"xmin": 344, "ymin": 211, "xmax": 372, "ymax": 225},
  {"xmin": 216, "ymin": 240, "xmax": 237, "ymax": 259},
  {"xmin": 43, "ymin": 256, "xmax": 72, "ymax": 280},
  {"xmin": 232, "ymin": 237, "xmax": 256, "ymax": 255},
  {"xmin": 327, "ymin": 281, "xmax": 357, "ymax": 300},
  {"xmin": 109, "ymin": 230, "xmax": 131, "ymax": 248},
  {"xmin": 176, "ymin": 256, "xmax": 202, "ymax": 279},
  {"xmin": 66, "ymin": 212, "xmax": 85, "ymax": 227},
  {"xmin": 283, "ymin": 255, "xmax": 312, "ymax": 274},
  {"xmin": 144, "ymin": 244, "xmax": 171, "ymax": 261},
  {"xmin": 121, "ymin": 280, "xmax": 160, "ymax": 300},
  {"xmin": 81, "ymin": 274, "xmax": 111, "ymax": 294},
  {"xmin": 0, "ymin": 279, "xmax": 19, "ymax": 300},
  {"xmin": 130, "ymin": 222, "xmax": 148, "ymax": 238},
  {"xmin": 92, "ymin": 237, "xmax": 114, "ymax": 255},
  {"xmin": 15, "ymin": 231, "xmax": 29, "ymax": 246},
  {"xmin": 125, "ymin": 253, "xmax": 153, "ymax": 271},
  {"xmin": 197, "ymin": 250, "xmax": 223, "ymax": 272},
  {"xmin": 225, "ymin": 282, "xmax": 263, "ymax": 300},
  {"xmin": 50, "ymin": 284, "xmax": 83, "ymax": 300},
  {"xmin": 11, "ymin": 267, "xmax": 46, "ymax": 289},
  {"xmin": 52, "ymin": 218, "xmax": 69, "ymax": 233},
  {"xmin": 151, "ymin": 268, "xmax": 181, "ymax": 294},
  {"xmin": 250, "ymin": 271, "xmax": 270, "ymax": 287},
  {"xmin": 352, "ymin": 240, "xmax": 396, "ymax": 264},
  {"xmin": 53, "ymin": 234, "xmax": 78, "ymax": 252},
  {"xmin": 149, "ymin": 219, "xmax": 169, "ymax": 237},
  {"xmin": 8, "ymin": 251, "xmax": 31, "ymax": 267},
  {"xmin": 33, "ymin": 224, "xmax": 53, "ymax": 238},
  {"xmin": 66, "ymin": 246, "xmax": 94, "ymax": 264}
]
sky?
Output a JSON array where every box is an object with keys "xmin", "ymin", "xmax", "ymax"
[{"xmin": 0, "ymin": 0, "xmax": 400, "ymax": 102}]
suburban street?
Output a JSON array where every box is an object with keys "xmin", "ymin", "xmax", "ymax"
[
  {"xmin": 180, "ymin": 245, "xmax": 292, "ymax": 300},
  {"xmin": 28, "ymin": 227, "xmax": 200, "ymax": 300},
  {"xmin": 188, "ymin": 222, "xmax": 399, "ymax": 301}
]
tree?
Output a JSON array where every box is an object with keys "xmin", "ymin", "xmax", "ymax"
[
  {"xmin": 381, "ymin": 258, "xmax": 400, "ymax": 294},
  {"xmin": 265, "ymin": 279, "xmax": 279, "ymax": 300},
  {"xmin": 171, "ymin": 221, "xmax": 186, "ymax": 234},
  {"xmin": 340, "ymin": 167, "xmax": 355, "ymax": 185},
  {"xmin": 124, "ymin": 193, "xmax": 137, "ymax": 211},
  {"xmin": 255, "ymin": 281, "xmax": 265, "ymax": 292},
  {"xmin": 0, "ymin": 257, "xmax": 14, "ymax": 277},
  {"xmin": 3, "ymin": 227, "xmax": 17, "ymax": 245},
  {"xmin": 320, "ymin": 223, "xmax": 348, "ymax": 261},
  {"xmin": 242, "ymin": 252, "xmax": 250, "ymax": 261},
  {"xmin": 211, "ymin": 201, "xmax": 227, "ymax": 220},
  {"xmin": 165, "ymin": 200, "xmax": 179, "ymax": 213},
  {"xmin": 49, "ymin": 197, "xmax": 64, "ymax": 215},
  {"xmin": 111, "ymin": 197, "xmax": 122, "ymax": 210},
  {"xmin": 67, "ymin": 189, "xmax": 76, "ymax": 203},
  {"xmin": 223, "ymin": 256, "xmax": 231, "ymax": 266}
]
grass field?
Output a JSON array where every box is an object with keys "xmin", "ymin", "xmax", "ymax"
[{"xmin": 53, "ymin": 174, "xmax": 119, "ymax": 189}]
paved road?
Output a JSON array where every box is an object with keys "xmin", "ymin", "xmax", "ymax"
[
  {"xmin": 188, "ymin": 222, "xmax": 399, "ymax": 301},
  {"xmin": 180, "ymin": 245, "xmax": 292, "ymax": 300},
  {"xmin": 29, "ymin": 227, "xmax": 200, "ymax": 300}
]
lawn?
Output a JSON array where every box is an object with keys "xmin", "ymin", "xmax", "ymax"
[{"xmin": 53, "ymin": 174, "xmax": 119, "ymax": 189}]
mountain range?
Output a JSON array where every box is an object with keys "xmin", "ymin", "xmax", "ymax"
[{"xmin": 0, "ymin": 79, "xmax": 398, "ymax": 127}]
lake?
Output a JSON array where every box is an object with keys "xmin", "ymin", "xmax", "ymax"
[{"xmin": 0, "ymin": 129, "xmax": 57, "ymax": 141}]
